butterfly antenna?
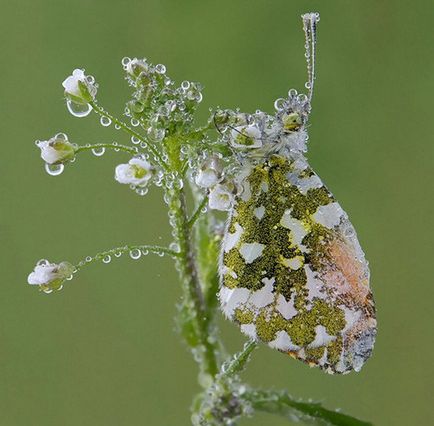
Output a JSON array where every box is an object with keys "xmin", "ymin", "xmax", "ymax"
[{"xmin": 302, "ymin": 12, "xmax": 320, "ymax": 108}]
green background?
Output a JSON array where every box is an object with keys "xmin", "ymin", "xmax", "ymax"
[{"xmin": 1, "ymin": 0, "xmax": 432, "ymax": 425}]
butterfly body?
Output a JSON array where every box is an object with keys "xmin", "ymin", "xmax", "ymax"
[{"xmin": 219, "ymin": 154, "xmax": 376, "ymax": 374}]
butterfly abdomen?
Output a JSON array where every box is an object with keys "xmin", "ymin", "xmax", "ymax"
[{"xmin": 219, "ymin": 154, "xmax": 376, "ymax": 374}]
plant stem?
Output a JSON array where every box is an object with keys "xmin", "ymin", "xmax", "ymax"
[
  {"xmin": 75, "ymin": 142, "xmax": 138, "ymax": 155},
  {"xmin": 73, "ymin": 244, "xmax": 177, "ymax": 273},
  {"xmin": 169, "ymin": 185, "xmax": 218, "ymax": 378},
  {"xmin": 187, "ymin": 195, "xmax": 209, "ymax": 229}
]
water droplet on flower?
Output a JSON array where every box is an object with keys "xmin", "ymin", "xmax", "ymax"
[
  {"xmin": 45, "ymin": 163, "xmax": 64, "ymax": 176},
  {"xmin": 129, "ymin": 249, "xmax": 141, "ymax": 260},
  {"xmin": 100, "ymin": 116, "xmax": 112, "ymax": 127},
  {"xmin": 131, "ymin": 136, "xmax": 140, "ymax": 145},
  {"xmin": 274, "ymin": 98, "xmax": 286, "ymax": 111},
  {"xmin": 37, "ymin": 259, "xmax": 49, "ymax": 266},
  {"xmin": 102, "ymin": 255, "xmax": 111, "ymax": 264},
  {"xmin": 288, "ymin": 88, "xmax": 298, "ymax": 98},
  {"xmin": 55, "ymin": 133, "xmax": 68, "ymax": 141},
  {"xmin": 66, "ymin": 99, "xmax": 92, "ymax": 117},
  {"xmin": 92, "ymin": 147, "xmax": 106, "ymax": 156},
  {"xmin": 121, "ymin": 57, "xmax": 131, "ymax": 67},
  {"xmin": 181, "ymin": 80, "xmax": 190, "ymax": 90}
]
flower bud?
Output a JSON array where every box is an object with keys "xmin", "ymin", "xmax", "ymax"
[
  {"xmin": 115, "ymin": 157, "xmax": 153, "ymax": 187},
  {"xmin": 28, "ymin": 259, "xmax": 74, "ymax": 292},
  {"xmin": 208, "ymin": 183, "xmax": 235, "ymax": 211},
  {"xmin": 229, "ymin": 125, "xmax": 262, "ymax": 149},
  {"xmin": 62, "ymin": 69, "xmax": 97, "ymax": 104},
  {"xmin": 195, "ymin": 155, "xmax": 224, "ymax": 188},
  {"xmin": 125, "ymin": 58, "xmax": 149, "ymax": 78},
  {"xmin": 36, "ymin": 133, "xmax": 75, "ymax": 164}
]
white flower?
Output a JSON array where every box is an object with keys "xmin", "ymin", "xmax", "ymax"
[
  {"xmin": 28, "ymin": 260, "xmax": 74, "ymax": 291},
  {"xmin": 115, "ymin": 157, "xmax": 153, "ymax": 186},
  {"xmin": 208, "ymin": 183, "xmax": 235, "ymax": 211},
  {"xmin": 62, "ymin": 69, "xmax": 97, "ymax": 103},
  {"xmin": 36, "ymin": 133, "xmax": 75, "ymax": 164},
  {"xmin": 229, "ymin": 125, "xmax": 262, "ymax": 149},
  {"xmin": 195, "ymin": 155, "xmax": 223, "ymax": 188}
]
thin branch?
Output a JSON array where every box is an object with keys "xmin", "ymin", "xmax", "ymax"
[
  {"xmin": 75, "ymin": 142, "xmax": 139, "ymax": 156},
  {"xmin": 74, "ymin": 244, "xmax": 178, "ymax": 274},
  {"xmin": 187, "ymin": 195, "xmax": 209, "ymax": 229}
]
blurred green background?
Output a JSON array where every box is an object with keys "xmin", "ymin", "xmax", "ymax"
[{"xmin": 1, "ymin": 0, "xmax": 433, "ymax": 425}]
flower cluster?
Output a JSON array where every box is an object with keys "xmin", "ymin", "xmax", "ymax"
[{"xmin": 123, "ymin": 57, "xmax": 203, "ymax": 141}]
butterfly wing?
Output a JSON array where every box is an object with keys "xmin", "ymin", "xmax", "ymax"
[{"xmin": 219, "ymin": 154, "xmax": 376, "ymax": 374}]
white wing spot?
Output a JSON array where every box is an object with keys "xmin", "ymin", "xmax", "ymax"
[
  {"xmin": 223, "ymin": 223, "xmax": 243, "ymax": 252},
  {"xmin": 253, "ymin": 206, "xmax": 265, "ymax": 219},
  {"xmin": 219, "ymin": 286, "xmax": 250, "ymax": 318},
  {"xmin": 312, "ymin": 202, "xmax": 344, "ymax": 229},
  {"xmin": 269, "ymin": 330, "xmax": 300, "ymax": 351},
  {"xmin": 240, "ymin": 324, "xmax": 257, "ymax": 339},
  {"xmin": 276, "ymin": 293, "xmax": 297, "ymax": 320},
  {"xmin": 249, "ymin": 277, "xmax": 275, "ymax": 309},
  {"xmin": 239, "ymin": 242, "xmax": 265, "ymax": 263},
  {"xmin": 308, "ymin": 325, "xmax": 336, "ymax": 348},
  {"xmin": 280, "ymin": 210, "xmax": 308, "ymax": 249}
]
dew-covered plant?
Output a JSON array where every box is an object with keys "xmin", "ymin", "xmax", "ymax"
[{"xmin": 28, "ymin": 13, "xmax": 372, "ymax": 426}]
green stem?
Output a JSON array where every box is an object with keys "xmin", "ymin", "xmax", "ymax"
[
  {"xmin": 187, "ymin": 195, "xmax": 208, "ymax": 229},
  {"xmin": 74, "ymin": 244, "xmax": 178, "ymax": 273},
  {"xmin": 75, "ymin": 142, "xmax": 138, "ymax": 156},
  {"xmin": 169, "ymin": 185, "xmax": 218, "ymax": 378},
  {"xmin": 89, "ymin": 101, "xmax": 169, "ymax": 171},
  {"xmin": 244, "ymin": 389, "xmax": 373, "ymax": 426}
]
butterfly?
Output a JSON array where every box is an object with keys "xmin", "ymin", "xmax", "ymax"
[{"xmin": 218, "ymin": 13, "xmax": 376, "ymax": 374}]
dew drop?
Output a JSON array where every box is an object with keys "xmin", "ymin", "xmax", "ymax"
[
  {"xmin": 100, "ymin": 116, "xmax": 112, "ymax": 127},
  {"xmin": 66, "ymin": 99, "xmax": 92, "ymax": 117},
  {"xmin": 135, "ymin": 187, "xmax": 148, "ymax": 196},
  {"xmin": 55, "ymin": 132, "xmax": 68, "ymax": 141},
  {"xmin": 92, "ymin": 147, "xmax": 106, "ymax": 156},
  {"xmin": 129, "ymin": 249, "xmax": 141, "ymax": 260},
  {"xmin": 114, "ymin": 124, "xmax": 121, "ymax": 130},
  {"xmin": 155, "ymin": 64, "xmax": 166, "ymax": 74},
  {"xmin": 131, "ymin": 136, "xmax": 140, "ymax": 145},
  {"xmin": 102, "ymin": 255, "xmax": 111, "ymax": 264},
  {"xmin": 37, "ymin": 259, "xmax": 49, "ymax": 266},
  {"xmin": 45, "ymin": 163, "xmax": 64, "ymax": 176},
  {"xmin": 121, "ymin": 57, "xmax": 131, "ymax": 67},
  {"xmin": 131, "ymin": 118, "xmax": 140, "ymax": 127},
  {"xmin": 85, "ymin": 256, "xmax": 92, "ymax": 262},
  {"xmin": 114, "ymin": 251, "xmax": 122, "ymax": 258}
]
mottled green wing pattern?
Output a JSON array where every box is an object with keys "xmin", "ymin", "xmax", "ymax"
[{"xmin": 219, "ymin": 155, "xmax": 376, "ymax": 374}]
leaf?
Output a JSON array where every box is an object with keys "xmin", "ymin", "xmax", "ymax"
[{"xmin": 245, "ymin": 389, "xmax": 372, "ymax": 426}]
